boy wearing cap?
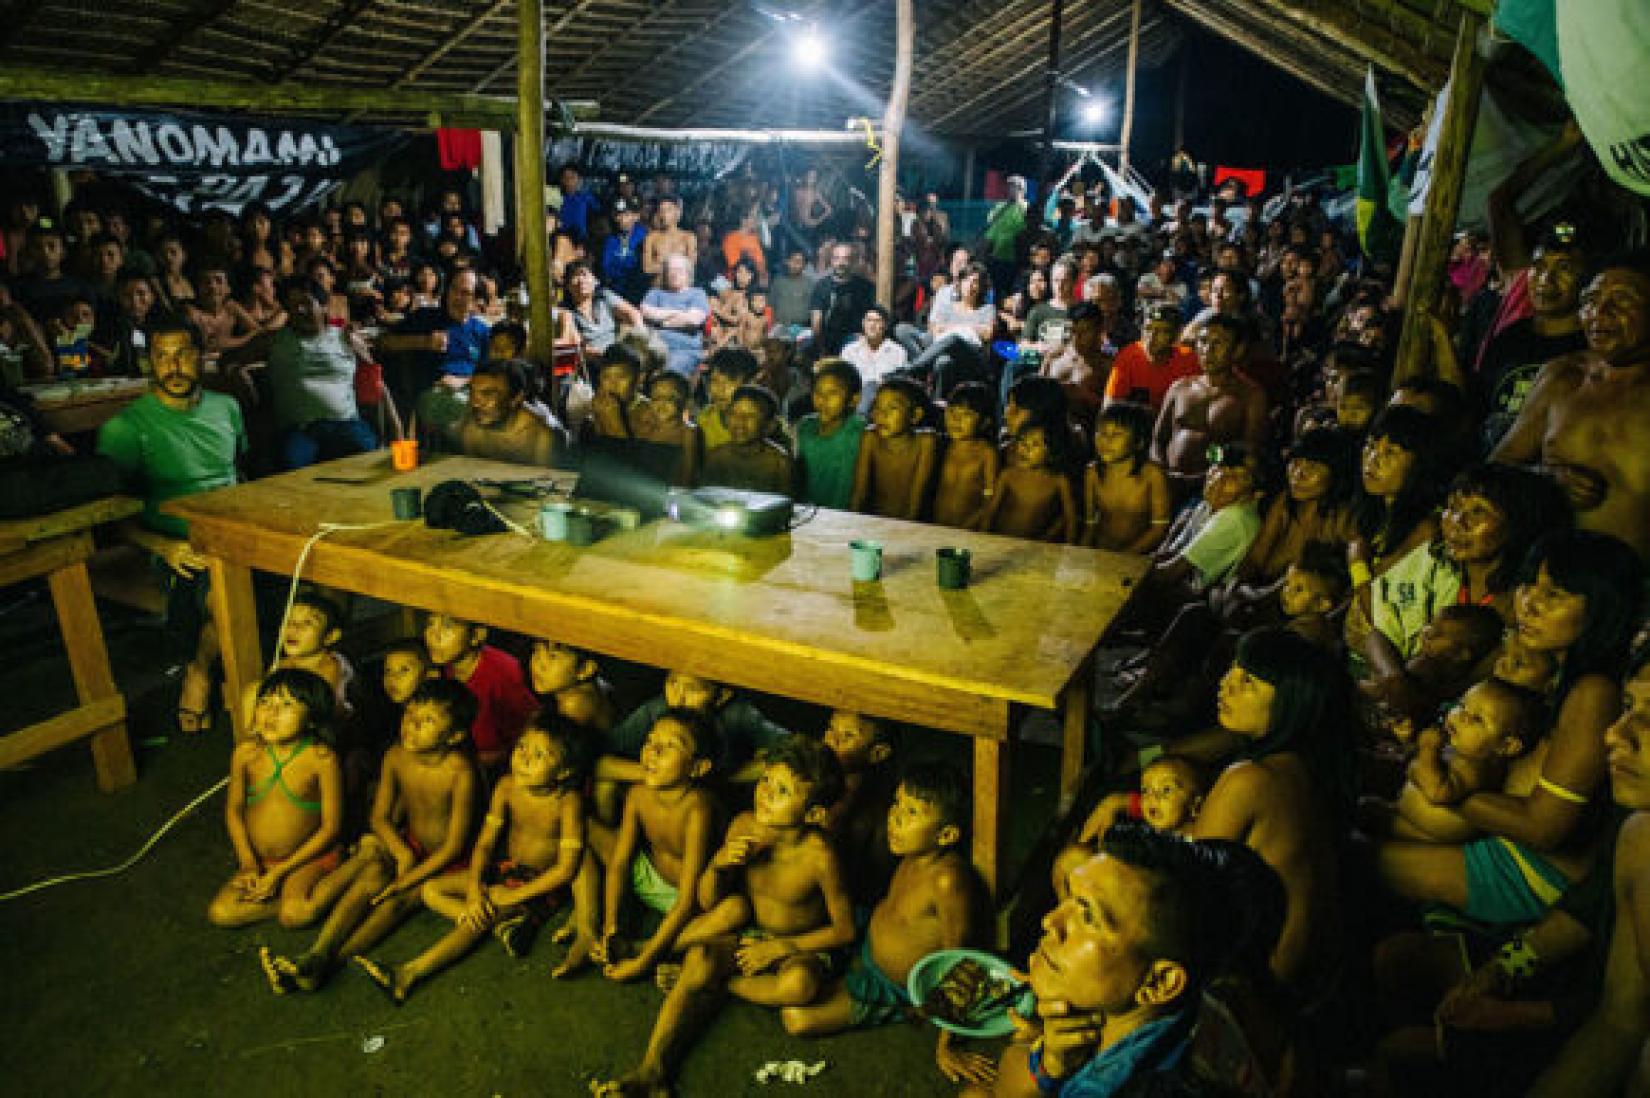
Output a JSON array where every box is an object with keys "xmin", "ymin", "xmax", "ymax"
[
  {"xmin": 601, "ymin": 200, "xmax": 649, "ymax": 304},
  {"xmin": 1104, "ymin": 304, "xmax": 1201, "ymax": 414}
]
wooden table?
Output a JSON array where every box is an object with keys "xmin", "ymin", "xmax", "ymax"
[
  {"xmin": 166, "ymin": 453, "xmax": 1144, "ymax": 894},
  {"xmin": 0, "ymin": 496, "xmax": 140, "ymax": 791},
  {"xmin": 22, "ymin": 378, "xmax": 149, "ymax": 436}
]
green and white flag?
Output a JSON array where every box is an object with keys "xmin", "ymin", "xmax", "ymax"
[{"xmin": 1356, "ymin": 66, "xmax": 1402, "ymax": 262}]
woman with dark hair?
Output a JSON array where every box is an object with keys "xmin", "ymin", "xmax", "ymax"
[
  {"xmin": 1194, "ymin": 626, "xmax": 1355, "ymax": 987},
  {"xmin": 1226, "ymin": 426, "xmax": 1360, "ymax": 597},
  {"xmin": 1379, "ymin": 529, "xmax": 1644, "ymax": 927},
  {"xmin": 1345, "ymin": 405, "xmax": 1449, "ymax": 671},
  {"xmin": 563, "ymin": 259, "xmax": 640, "ymax": 356}
]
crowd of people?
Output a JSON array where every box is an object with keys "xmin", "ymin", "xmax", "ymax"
[{"xmin": 6, "ymin": 122, "xmax": 1650, "ymax": 1095}]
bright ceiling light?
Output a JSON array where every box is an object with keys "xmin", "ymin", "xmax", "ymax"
[
  {"xmin": 1081, "ymin": 100, "xmax": 1108, "ymax": 125},
  {"xmin": 793, "ymin": 26, "xmax": 826, "ymax": 69}
]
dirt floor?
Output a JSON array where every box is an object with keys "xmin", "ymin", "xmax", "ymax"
[{"xmin": 0, "ymin": 579, "xmax": 1071, "ymax": 1098}]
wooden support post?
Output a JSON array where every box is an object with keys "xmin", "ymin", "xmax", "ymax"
[
  {"xmin": 1393, "ymin": 13, "xmax": 1484, "ymax": 385},
  {"xmin": 962, "ymin": 145, "xmax": 977, "ymax": 205},
  {"xmin": 207, "ymin": 557, "xmax": 262, "ymax": 743},
  {"xmin": 974, "ymin": 736, "xmax": 1008, "ymax": 900},
  {"xmin": 1038, "ymin": 0, "xmax": 1066, "ymax": 189},
  {"xmin": 876, "ymin": 0, "xmax": 914, "ymax": 310},
  {"xmin": 1119, "ymin": 0, "xmax": 1142, "ymax": 179},
  {"xmin": 1392, "ymin": 213, "xmax": 1424, "ymax": 307},
  {"xmin": 47, "ymin": 561, "xmax": 135, "ymax": 791},
  {"xmin": 516, "ymin": 0, "xmax": 555, "ymax": 369},
  {"xmin": 1060, "ymin": 655, "xmax": 1094, "ymax": 813}
]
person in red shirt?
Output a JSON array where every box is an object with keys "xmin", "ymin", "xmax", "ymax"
[
  {"xmin": 1103, "ymin": 303, "xmax": 1201, "ymax": 414},
  {"xmin": 423, "ymin": 612, "xmax": 538, "ymax": 771}
]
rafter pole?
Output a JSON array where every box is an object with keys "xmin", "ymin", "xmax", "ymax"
[
  {"xmin": 451, "ymin": 0, "xmax": 603, "ymax": 94},
  {"xmin": 952, "ymin": 17, "xmax": 1164, "ymax": 135},
  {"xmin": 1160, "ymin": 0, "xmax": 1361, "ymax": 112},
  {"xmin": 0, "ymin": 1, "xmax": 43, "ymax": 50},
  {"xmin": 265, "ymin": 0, "xmax": 377, "ymax": 84},
  {"xmin": 876, "ymin": 0, "xmax": 913, "ymax": 310},
  {"xmin": 484, "ymin": 0, "xmax": 739, "ymax": 95},
  {"xmin": 393, "ymin": 0, "xmax": 514, "ymax": 89},
  {"xmin": 541, "ymin": 0, "xmax": 683, "ymax": 94},
  {"xmin": 909, "ymin": 0, "xmax": 1060, "ymax": 110},
  {"xmin": 1252, "ymin": 0, "xmax": 1440, "ymax": 89},
  {"xmin": 1119, "ymin": 0, "xmax": 1141, "ymax": 177},
  {"xmin": 517, "ymin": 0, "xmax": 554, "ymax": 370},
  {"xmin": 1039, "ymin": 0, "xmax": 1066, "ymax": 185}
]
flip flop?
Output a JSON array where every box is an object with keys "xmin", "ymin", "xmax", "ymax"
[
  {"xmin": 353, "ymin": 956, "xmax": 407, "ymax": 1005},
  {"xmin": 177, "ymin": 706, "xmax": 211, "ymax": 734}
]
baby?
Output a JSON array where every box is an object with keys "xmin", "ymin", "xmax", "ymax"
[{"xmin": 1051, "ymin": 755, "xmax": 1208, "ymax": 900}]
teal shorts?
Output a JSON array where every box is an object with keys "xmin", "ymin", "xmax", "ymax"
[
  {"xmin": 1462, "ymin": 836, "xmax": 1568, "ymax": 926},
  {"xmin": 844, "ymin": 936, "xmax": 911, "ymax": 1028}
]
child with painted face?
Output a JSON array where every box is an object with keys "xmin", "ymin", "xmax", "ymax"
[
  {"xmin": 931, "ymin": 381, "xmax": 1001, "ymax": 531},
  {"xmin": 356, "ymin": 716, "xmax": 595, "ymax": 999},
  {"xmin": 209, "ymin": 669, "xmax": 348, "ymax": 930},
  {"xmin": 594, "ymin": 738, "xmax": 853, "ymax": 1098},
  {"xmin": 781, "ymin": 763, "xmax": 991, "ymax": 1086}
]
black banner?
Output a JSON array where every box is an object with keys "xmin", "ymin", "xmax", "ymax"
[
  {"xmin": 0, "ymin": 103, "xmax": 407, "ymax": 215},
  {"xmin": 548, "ymin": 136, "xmax": 753, "ymax": 181}
]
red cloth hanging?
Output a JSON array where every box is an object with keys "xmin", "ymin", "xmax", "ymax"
[
  {"xmin": 1213, "ymin": 166, "xmax": 1266, "ymax": 197},
  {"xmin": 437, "ymin": 128, "xmax": 483, "ymax": 171}
]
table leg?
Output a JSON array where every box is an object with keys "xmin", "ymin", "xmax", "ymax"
[
  {"xmin": 207, "ymin": 557, "xmax": 262, "ymax": 743},
  {"xmin": 1060, "ymin": 654, "xmax": 1094, "ymax": 814},
  {"xmin": 47, "ymin": 561, "xmax": 135, "ymax": 792},
  {"xmin": 973, "ymin": 736, "xmax": 1008, "ymax": 901}
]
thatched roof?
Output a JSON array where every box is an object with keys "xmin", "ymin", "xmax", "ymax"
[{"xmin": 1, "ymin": 0, "xmax": 1483, "ymax": 134}]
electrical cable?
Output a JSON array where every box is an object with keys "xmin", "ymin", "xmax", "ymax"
[{"xmin": 0, "ymin": 519, "xmax": 400, "ymax": 904}]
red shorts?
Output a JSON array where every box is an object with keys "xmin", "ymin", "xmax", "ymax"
[{"xmin": 400, "ymin": 828, "xmax": 469, "ymax": 876}]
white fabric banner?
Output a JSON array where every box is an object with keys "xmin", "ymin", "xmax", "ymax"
[{"xmin": 1558, "ymin": 0, "xmax": 1650, "ymax": 196}]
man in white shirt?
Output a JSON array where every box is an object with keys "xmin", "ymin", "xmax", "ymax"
[{"xmin": 839, "ymin": 304, "xmax": 907, "ymax": 412}]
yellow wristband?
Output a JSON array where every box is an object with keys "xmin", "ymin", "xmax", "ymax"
[
  {"xmin": 1537, "ymin": 776, "xmax": 1589, "ymax": 805},
  {"xmin": 1349, "ymin": 560, "xmax": 1372, "ymax": 588}
]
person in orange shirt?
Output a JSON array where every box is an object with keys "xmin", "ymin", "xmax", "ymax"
[
  {"xmin": 1103, "ymin": 303, "xmax": 1202, "ymax": 414},
  {"xmin": 720, "ymin": 207, "xmax": 768, "ymax": 284}
]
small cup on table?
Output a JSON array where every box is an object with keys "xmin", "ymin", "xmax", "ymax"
[{"xmin": 850, "ymin": 539, "xmax": 884, "ymax": 582}]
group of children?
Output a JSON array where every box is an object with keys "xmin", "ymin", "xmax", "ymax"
[
  {"xmin": 209, "ymin": 592, "xmax": 995, "ymax": 1093},
  {"xmin": 578, "ymin": 338, "xmax": 1177, "ymax": 548}
]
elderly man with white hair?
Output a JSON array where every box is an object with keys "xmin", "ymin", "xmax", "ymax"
[{"xmin": 640, "ymin": 252, "xmax": 710, "ymax": 378}]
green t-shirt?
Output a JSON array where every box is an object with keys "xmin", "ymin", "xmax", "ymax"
[
  {"xmin": 795, "ymin": 413, "xmax": 866, "ymax": 510},
  {"xmin": 984, "ymin": 200, "xmax": 1026, "ymax": 261},
  {"xmin": 96, "ymin": 390, "xmax": 245, "ymax": 538},
  {"xmin": 1023, "ymin": 302, "xmax": 1071, "ymax": 345}
]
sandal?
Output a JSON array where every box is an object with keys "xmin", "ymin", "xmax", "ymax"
[{"xmin": 177, "ymin": 663, "xmax": 214, "ymax": 734}]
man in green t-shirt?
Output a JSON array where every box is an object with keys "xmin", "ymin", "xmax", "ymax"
[{"xmin": 96, "ymin": 316, "xmax": 246, "ymax": 731}]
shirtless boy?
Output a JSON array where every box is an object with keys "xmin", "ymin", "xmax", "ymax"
[
  {"xmin": 262, "ymin": 679, "xmax": 480, "ymax": 993},
  {"xmin": 239, "ymin": 591, "xmax": 352, "ymax": 733},
  {"xmin": 642, "ymin": 196, "xmax": 696, "ymax": 285},
  {"xmin": 593, "ymin": 738, "xmax": 852, "ymax": 1097},
  {"xmin": 699, "ymin": 385, "xmax": 793, "ymax": 496},
  {"xmin": 850, "ymin": 377, "xmax": 937, "ymax": 520},
  {"xmin": 1492, "ymin": 256, "xmax": 1650, "ymax": 561},
  {"xmin": 986, "ymin": 416, "xmax": 1079, "ymax": 543},
  {"xmin": 356, "ymin": 717, "xmax": 592, "ymax": 999},
  {"xmin": 1151, "ymin": 314, "xmax": 1268, "ymax": 497},
  {"xmin": 587, "ymin": 343, "xmax": 651, "ymax": 442},
  {"xmin": 781, "ymin": 763, "xmax": 993, "ymax": 1086},
  {"xmin": 1083, "ymin": 400, "xmax": 1171, "ymax": 552},
  {"xmin": 632, "ymin": 371, "xmax": 701, "ymax": 487},
  {"xmin": 209, "ymin": 670, "xmax": 350, "ymax": 929},
  {"xmin": 576, "ymin": 709, "xmax": 722, "ymax": 983},
  {"xmin": 530, "ymin": 639, "xmax": 618, "ymax": 734},
  {"xmin": 931, "ymin": 382, "xmax": 999, "ymax": 530}
]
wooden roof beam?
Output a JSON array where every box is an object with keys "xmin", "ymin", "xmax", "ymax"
[
  {"xmin": 926, "ymin": 2, "xmax": 1138, "ymax": 130},
  {"xmin": 124, "ymin": 0, "xmax": 244, "ymax": 73},
  {"xmin": 0, "ymin": 1, "xmax": 45, "ymax": 50},
  {"xmin": 966, "ymin": 18, "xmax": 1172, "ymax": 136},
  {"xmin": 1161, "ymin": 0, "xmax": 1364, "ymax": 113},
  {"xmin": 445, "ymin": 0, "xmax": 607, "ymax": 94},
  {"xmin": 1252, "ymin": 0, "xmax": 1443, "ymax": 89},
  {"xmin": 541, "ymin": 0, "xmax": 685, "ymax": 94},
  {"xmin": 264, "ymin": 0, "xmax": 379, "ymax": 84},
  {"xmin": 389, "ymin": 0, "xmax": 516, "ymax": 88},
  {"xmin": 909, "ymin": 0, "xmax": 1069, "ymax": 109}
]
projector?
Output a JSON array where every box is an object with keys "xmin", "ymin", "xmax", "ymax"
[{"xmin": 666, "ymin": 487, "xmax": 794, "ymax": 537}]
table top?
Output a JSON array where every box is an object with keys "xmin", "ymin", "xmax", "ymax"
[
  {"xmin": 0, "ymin": 495, "xmax": 140, "ymax": 554},
  {"xmin": 166, "ymin": 453, "xmax": 1144, "ymax": 734}
]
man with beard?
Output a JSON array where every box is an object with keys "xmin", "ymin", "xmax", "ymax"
[
  {"xmin": 453, "ymin": 358, "xmax": 562, "ymax": 467},
  {"xmin": 810, "ymin": 242, "xmax": 877, "ymax": 358},
  {"xmin": 1493, "ymin": 253, "xmax": 1650, "ymax": 562},
  {"xmin": 97, "ymin": 315, "xmax": 245, "ymax": 732}
]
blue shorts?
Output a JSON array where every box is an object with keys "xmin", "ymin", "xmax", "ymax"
[
  {"xmin": 1462, "ymin": 837, "xmax": 1568, "ymax": 926},
  {"xmin": 844, "ymin": 937, "xmax": 911, "ymax": 1028}
]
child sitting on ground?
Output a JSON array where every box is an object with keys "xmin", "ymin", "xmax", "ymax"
[
  {"xmin": 595, "ymin": 669, "xmax": 789, "ymax": 821},
  {"xmin": 1360, "ymin": 603, "xmax": 1504, "ymax": 744},
  {"xmin": 781, "ymin": 762, "xmax": 993, "ymax": 1086},
  {"xmin": 931, "ymin": 382, "xmax": 1000, "ymax": 531},
  {"xmin": 356, "ymin": 716, "xmax": 594, "ymax": 999},
  {"xmin": 585, "ymin": 343, "xmax": 651, "ymax": 442},
  {"xmin": 700, "ymin": 347, "xmax": 761, "ymax": 453},
  {"xmin": 261, "ymin": 679, "xmax": 480, "ymax": 993},
  {"xmin": 240, "ymin": 590, "xmax": 354, "ymax": 733},
  {"xmin": 1082, "ymin": 401, "xmax": 1171, "ymax": 552},
  {"xmin": 530, "ymin": 639, "xmax": 617, "ymax": 734},
  {"xmin": 594, "ymin": 739, "xmax": 853, "ymax": 1097},
  {"xmin": 820, "ymin": 709, "xmax": 899, "ymax": 907},
  {"xmin": 1051, "ymin": 754, "xmax": 1209, "ymax": 901},
  {"xmin": 793, "ymin": 358, "xmax": 866, "ymax": 511},
  {"xmin": 208, "ymin": 669, "xmax": 348, "ymax": 929},
  {"xmin": 699, "ymin": 384, "xmax": 793, "ymax": 496},
  {"xmin": 424, "ymin": 611, "xmax": 538, "ymax": 771},
  {"xmin": 340, "ymin": 637, "xmax": 433, "ymax": 819},
  {"xmin": 632, "ymin": 371, "xmax": 700, "ymax": 487},
  {"xmin": 575, "ymin": 708, "xmax": 723, "ymax": 983},
  {"xmin": 1386, "ymin": 678, "xmax": 1544, "ymax": 843},
  {"xmin": 985, "ymin": 414, "xmax": 1079, "ymax": 543},
  {"xmin": 851, "ymin": 376, "xmax": 937, "ymax": 521},
  {"xmin": 736, "ymin": 290, "xmax": 771, "ymax": 351}
]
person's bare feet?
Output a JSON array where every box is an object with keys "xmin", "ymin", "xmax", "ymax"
[
  {"xmin": 589, "ymin": 1067, "xmax": 671, "ymax": 1097},
  {"xmin": 653, "ymin": 963, "xmax": 682, "ymax": 992},
  {"xmin": 284, "ymin": 951, "xmax": 328, "ymax": 993},
  {"xmin": 177, "ymin": 662, "xmax": 213, "ymax": 733},
  {"xmin": 552, "ymin": 930, "xmax": 596, "ymax": 978},
  {"xmin": 354, "ymin": 956, "xmax": 410, "ymax": 1004}
]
